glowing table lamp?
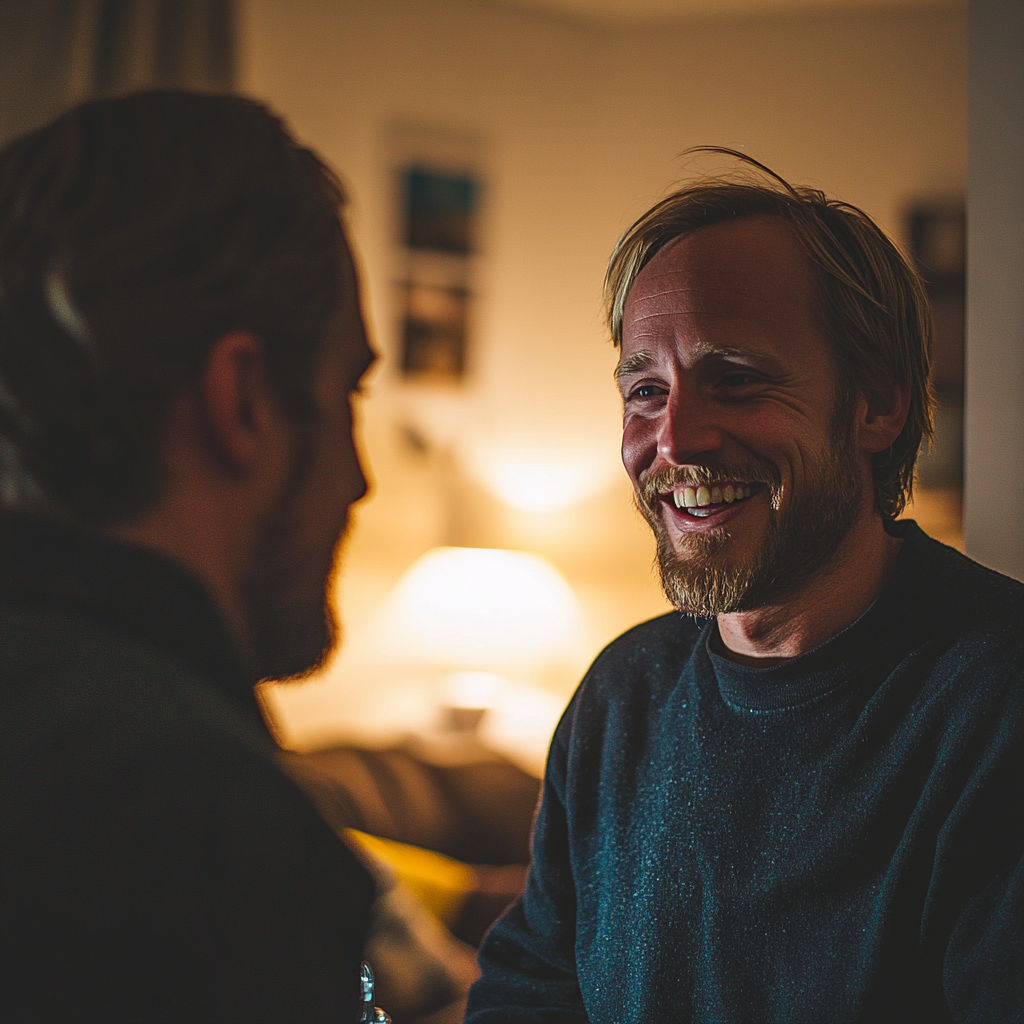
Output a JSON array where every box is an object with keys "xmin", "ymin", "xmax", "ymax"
[
  {"xmin": 382, "ymin": 546, "xmax": 582, "ymax": 672},
  {"xmin": 376, "ymin": 546, "xmax": 583, "ymax": 765}
]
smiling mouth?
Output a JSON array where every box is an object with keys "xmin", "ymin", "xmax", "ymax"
[{"xmin": 664, "ymin": 482, "xmax": 764, "ymax": 518}]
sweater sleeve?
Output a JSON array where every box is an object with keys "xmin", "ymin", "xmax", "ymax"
[
  {"xmin": 465, "ymin": 706, "xmax": 589, "ymax": 1022},
  {"xmin": 940, "ymin": 658, "xmax": 1024, "ymax": 1024},
  {"xmin": 944, "ymin": 854, "xmax": 1024, "ymax": 1024}
]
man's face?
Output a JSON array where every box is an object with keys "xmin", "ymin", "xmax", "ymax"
[
  {"xmin": 243, "ymin": 244, "xmax": 375, "ymax": 679},
  {"xmin": 617, "ymin": 215, "xmax": 864, "ymax": 617}
]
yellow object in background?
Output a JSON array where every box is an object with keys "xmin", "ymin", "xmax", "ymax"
[{"xmin": 346, "ymin": 829, "xmax": 478, "ymax": 929}]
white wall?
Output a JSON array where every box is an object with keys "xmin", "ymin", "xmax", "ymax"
[
  {"xmin": 239, "ymin": 0, "xmax": 967, "ymax": 747},
  {"xmin": 966, "ymin": 0, "xmax": 1024, "ymax": 580}
]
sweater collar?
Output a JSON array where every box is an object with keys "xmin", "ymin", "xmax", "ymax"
[
  {"xmin": 704, "ymin": 520, "xmax": 935, "ymax": 713},
  {"xmin": 0, "ymin": 509, "xmax": 265, "ymax": 730}
]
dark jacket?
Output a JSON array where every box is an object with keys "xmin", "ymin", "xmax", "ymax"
[{"xmin": 0, "ymin": 511, "xmax": 374, "ymax": 1023}]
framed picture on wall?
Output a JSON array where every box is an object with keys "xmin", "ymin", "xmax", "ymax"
[
  {"xmin": 386, "ymin": 124, "xmax": 486, "ymax": 385},
  {"xmin": 403, "ymin": 166, "xmax": 478, "ymax": 254},
  {"xmin": 401, "ymin": 279, "xmax": 469, "ymax": 377}
]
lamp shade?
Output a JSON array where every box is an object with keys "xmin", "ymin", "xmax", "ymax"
[{"xmin": 378, "ymin": 546, "xmax": 583, "ymax": 673}]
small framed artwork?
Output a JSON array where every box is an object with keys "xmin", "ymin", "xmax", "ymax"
[
  {"xmin": 401, "ymin": 280, "xmax": 469, "ymax": 377},
  {"xmin": 404, "ymin": 167, "xmax": 478, "ymax": 255},
  {"xmin": 386, "ymin": 124, "xmax": 486, "ymax": 385}
]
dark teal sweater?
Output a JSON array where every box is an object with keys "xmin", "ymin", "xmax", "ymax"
[{"xmin": 467, "ymin": 523, "xmax": 1024, "ymax": 1023}]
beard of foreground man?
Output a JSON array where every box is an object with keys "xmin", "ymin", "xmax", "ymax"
[
  {"xmin": 466, "ymin": 153, "xmax": 1024, "ymax": 1024},
  {"xmin": 0, "ymin": 91, "xmax": 378, "ymax": 1020}
]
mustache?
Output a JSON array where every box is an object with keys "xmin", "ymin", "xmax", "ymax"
[{"xmin": 637, "ymin": 459, "xmax": 781, "ymax": 511}]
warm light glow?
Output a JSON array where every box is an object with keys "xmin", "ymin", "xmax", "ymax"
[
  {"xmin": 443, "ymin": 670, "xmax": 505, "ymax": 709},
  {"xmin": 479, "ymin": 680, "xmax": 566, "ymax": 776},
  {"xmin": 484, "ymin": 456, "xmax": 601, "ymax": 512},
  {"xmin": 378, "ymin": 546, "xmax": 584, "ymax": 671},
  {"xmin": 462, "ymin": 439, "xmax": 615, "ymax": 514}
]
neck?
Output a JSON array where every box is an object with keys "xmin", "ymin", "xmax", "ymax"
[
  {"xmin": 106, "ymin": 510, "xmax": 255, "ymax": 658},
  {"xmin": 715, "ymin": 513, "xmax": 902, "ymax": 666}
]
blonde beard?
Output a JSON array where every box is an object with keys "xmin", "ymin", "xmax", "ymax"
[{"xmin": 636, "ymin": 419, "xmax": 862, "ymax": 618}]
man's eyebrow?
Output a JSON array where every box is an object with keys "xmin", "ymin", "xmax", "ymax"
[
  {"xmin": 614, "ymin": 350, "xmax": 657, "ymax": 381},
  {"xmin": 690, "ymin": 342, "xmax": 764, "ymax": 362},
  {"xmin": 614, "ymin": 343, "xmax": 767, "ymax": 381}
]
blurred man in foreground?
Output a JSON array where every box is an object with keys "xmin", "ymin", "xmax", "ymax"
[
  {"xmin": 0, "ymin": 91, "xmax": 377, "ymax": 1020},
  {"xmin": 467, "ymin": 154, "xmax": 1024, "ymax": 1022}
]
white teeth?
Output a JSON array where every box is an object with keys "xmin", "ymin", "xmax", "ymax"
[
  {"xmin": 672, "ymin": 487, "xmax": 699, "ymax": 509},
  {"xmin": 672, "ymin": 481, "xmax": 755, "ymax": 511}
]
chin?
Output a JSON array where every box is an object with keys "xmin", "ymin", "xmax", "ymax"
[
  {"xmin": 241, "ymin": 551, "xmax": 339, "ymax": 681},
  {"xmin": 257, "ymin": 605, "xmax": 336, "ymax": 682}
]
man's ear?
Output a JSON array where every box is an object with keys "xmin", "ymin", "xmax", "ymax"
[
  {"xmin": 855, "ymin": 381, "xmax": 912, "ymax": 455},
  {"xmin": 199, "ymin": 330, "xmax": 285, "ymax": 473}
]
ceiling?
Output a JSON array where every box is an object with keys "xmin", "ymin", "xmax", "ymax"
[{"xmin": 488, "ymin": 0, "xmax": 962, "ymax": 25}]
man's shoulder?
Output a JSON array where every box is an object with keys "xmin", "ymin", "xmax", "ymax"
[
  {"xmin": 1, "ymin": 598, "xmax": 262, "ymax": 757},
  {"xmin": 561, "ymin": 611, "xmax": 705, "ymax": 721},
  {"xmin": 0, "ymin": 602, "xmax": 376, "ymax": 1023},
  {"xmin": 897, "ymin": 522, "xmax": 1024, "ymax": 639},
  {"xmin": 0, "ymin": 595, "xmax": 372, "ymax": 882},
  {"xmin": 594, "ymin": 610, "xmax": 707, "ymax": 673},
  {"xmin": 868, "ymin": 524, "xmax": 1024, "ymax": 724},
  {"xmin": 0, "ymin": 600, "xmax": 296, "ymax": 835}
]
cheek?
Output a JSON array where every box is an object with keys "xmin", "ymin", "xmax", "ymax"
[
  {"xmin": 621, "ymin": 414, "xmax": 659, "ymax": 482},
  {"xmin": 308, "ymin": 414, "xmax": 358, "ymax": 502},
  {"xmin": 736, "ymin": 414, "xmax": 827, "ymax": 486}
]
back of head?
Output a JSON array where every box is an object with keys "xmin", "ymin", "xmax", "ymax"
[
  {"xmin": 605, "ymin": 149, "xmax": 934, "ymax": 519},
  {"xmin": 0, "ymin": 90, "xmax": 348, "ymax": 523}
]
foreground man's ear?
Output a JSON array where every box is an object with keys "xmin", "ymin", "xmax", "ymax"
[
  {"xmin": 855, "ymin": 381, "xmax": 912, "ymax": 455},
  {"xmin": 199, "ymin": 330, "xmax": 286, "ymax": 475}
]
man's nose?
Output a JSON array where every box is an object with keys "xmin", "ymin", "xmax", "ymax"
[
  {"xmin": 656, "ymin": 388, "xmax": 724, "ymax": 465},
  {"xmin": 353, "ymin": 458, "xmax": 370, "ymax": 504}
]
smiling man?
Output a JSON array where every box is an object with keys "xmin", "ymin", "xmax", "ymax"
[{"xmin": 466, "ymin": 155, "xmax": 1024, "ymax": 1023}]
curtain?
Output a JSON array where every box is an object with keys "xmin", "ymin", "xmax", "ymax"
[{"xmin": 0, "ymin": 0, "xmax": 235, "ymax": 146}]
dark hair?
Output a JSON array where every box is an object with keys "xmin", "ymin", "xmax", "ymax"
[
  {"xmin": 0, "ymin": 89, "xmax": 349, "ymax": 522},
  {"xmin": 605, "ymin": 148, "xmax": 934, "ymax": 520}
]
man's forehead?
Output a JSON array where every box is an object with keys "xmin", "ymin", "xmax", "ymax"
[
  {"xmin": 635, "ymin": 213, "xmax": 808, "ymax": 284},
  {"xmin": 621, "ymin": 216, "xmax": 817, "ymax": 343}
]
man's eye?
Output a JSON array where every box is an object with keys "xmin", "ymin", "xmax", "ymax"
[
  {"xmin": 631, "ymin": 384, "xmax": 666, "ymax": 399},
  {"xmin": 719, "ymin": 372, "xmax": 760, "ymax": 388}
]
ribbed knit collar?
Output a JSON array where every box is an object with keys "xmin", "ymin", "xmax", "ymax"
[
  {"xmin": 0, "ymin": 508, "xmax": 265, "ymax": 731},
  {"xmin": 704, "ymin": 520, "xmax": 932, "ymax": 713}
]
